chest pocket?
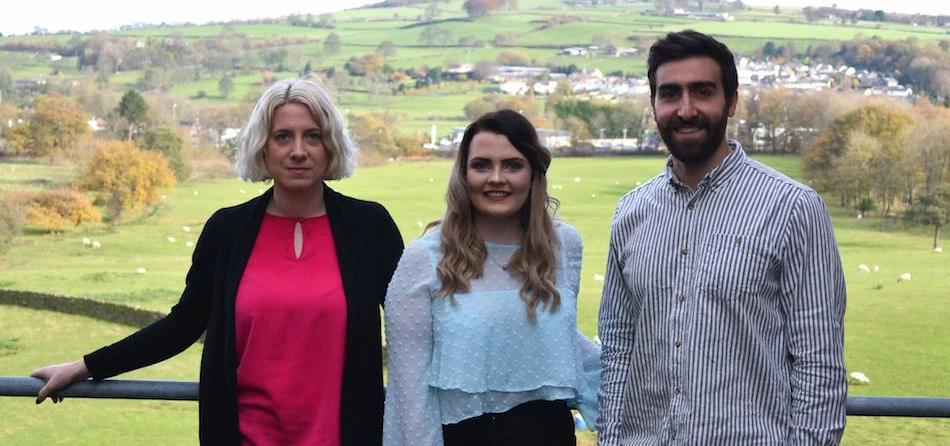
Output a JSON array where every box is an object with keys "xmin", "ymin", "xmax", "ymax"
[{"xmin": 699, "ymin": 234, "xmax": 771, "ymax": 300}]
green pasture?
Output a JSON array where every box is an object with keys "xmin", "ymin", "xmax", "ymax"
[
  {"xmin": 1, "ymin": 154, "xmax": 949, "ymax": 443},
  {"xmin": 1, "ymin": 155, "xmax": 950, "ymax": 443},
  {"xmin": 169, "ymin": 71, "xmax": 299, "ymax": 103},
  {"xmin": 0, "ymin": 305, "xmax": 201, "ymax": 444},
  {"xmin": 678, "ymin": 20, "xmax": 950, "ymax": 42}
]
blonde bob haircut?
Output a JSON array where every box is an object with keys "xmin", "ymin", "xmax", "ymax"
[
  {"xmin": 432, "ymin": 109, "xmax": 561, "ymax": 321},
  {"xmin": 235, "ymin": 77, "xmax": 357, "ymax": 181}
]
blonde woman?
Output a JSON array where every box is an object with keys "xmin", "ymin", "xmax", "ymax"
[
  {"xmin": 32, "ymin": 78, "xmax": 403, "ymax": 445},
  {"xmin": 383, "ymin": 109, "xmax": 600, "ymax": 446}
]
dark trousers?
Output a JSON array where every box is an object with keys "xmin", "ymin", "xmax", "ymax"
[{"xmin": 442, "ymin": 399, "xmax": 576, "ymax": 446}]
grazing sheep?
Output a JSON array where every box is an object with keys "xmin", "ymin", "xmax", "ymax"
[
  {"xmin": 849, "ymin": 371, "xmax": 870, "ymax": 385},
  {"xmin": 936, "ymin": 247, "xmax": 943, "ymax": 254},
  {"xmin": 91, "ymin": 241, "xmax": 101, "ymax": 249},
  {"xmin": 857, "ymin": 264, "xmax": 870, "ymax": 273},
  {"xmin": 185, "ymin": 241, "xmax": 194, "ymax": 248},
  {"xmin": 873, "ymin": 265, "xmax": 879, "ymax": 272},
  {"xmin": 82, "ymin": 237, "xmax": 91, "ymax": 246},
  {"xmin": 167, "ymin": 236, "xmax": 176, "ymax": 243},
  {"xmin": 897, "ymin": 273, "xmax": 911, "ymax": 282},
  {"xmin": 135, "ymin": 267, "xmax": 147, "ymax": 274},
  {"xmin": 182, "ymin": 226, "xmax": 191, "ymax": 232}
]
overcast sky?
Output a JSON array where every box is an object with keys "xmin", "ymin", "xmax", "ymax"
[{"xmin": 2, "ymin": 0, "xmax": 948, "ymax": 36}]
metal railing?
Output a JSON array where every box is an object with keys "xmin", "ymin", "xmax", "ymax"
[{"xmin": 1, "ymin": 376, "xmax": 949, "ymax": 418}]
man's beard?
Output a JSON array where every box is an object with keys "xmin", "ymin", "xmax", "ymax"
[{"xmin": 657, "ymin": 108, "xmax": 729, "ymax": 166}]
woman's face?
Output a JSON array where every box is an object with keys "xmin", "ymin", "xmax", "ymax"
[
  {"xmin": 264, "ymin": 102, "xmax": 328, "ymax": 193},
  {"xmin": 465, "ymin": 131, "xmax": 533, "ymax": 227}
]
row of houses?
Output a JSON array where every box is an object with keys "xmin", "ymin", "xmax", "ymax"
[{"xmin": 485, "ymin": 57, "xmax": 913, "ymax": 100}]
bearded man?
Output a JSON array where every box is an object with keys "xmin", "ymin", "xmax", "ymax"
[{"xmin": 596, "ymin": 30, "xmax": 847, "ymax": 446}]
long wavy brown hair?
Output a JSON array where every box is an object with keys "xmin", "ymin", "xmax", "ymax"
[{"xmin": 430, "ymin": 109, "xmax": 561, "ymax": 321}]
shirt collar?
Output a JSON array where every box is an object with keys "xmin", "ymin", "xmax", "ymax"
[{"xmin": 665, "ymin": 140, "xmax": 746, "ymax": 191}]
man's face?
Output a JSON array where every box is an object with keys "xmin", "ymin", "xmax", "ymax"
[{"xmin": 652, "ymin": 56, "xmax": 737, "ymax": 165}]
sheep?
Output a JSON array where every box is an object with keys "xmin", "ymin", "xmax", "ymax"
[
  {"xmin": 897, "ymin": 273, "xmax": 911, "ymax": 282},
  {"xmin": 936, "ymin": 247, "xmax": 943, "ymax": 254},
  {"xmin": 857, "ymin": 264, "xmax": 870, "ymax": 273},
  {"xmin": 873, "ymin": 265, "xmax": 879, "ymax": 272},
  {"xmin": 167, "ymin": 236, "xmax": 176, "ymax": 243},
  {"xmin": 135, "ymin": 267, "xmax": 147, "ymax": 274},
  {"xmin": 185, "ymin": 241, "xmax": 194, "ymax": 248},
  {"xmin": 849, "ymin": 371, "xmax": 870, "ymax": 385},
  {"xmin": 82, "ymin": 237, "xmax": 91, "ymax": 246},
  {"xmin": 91, "ymin": 241, "xmax": 101, "ymax": 249},
  {"xmin": 182, "ymin": 226, "xmax": 191, "ymax": 232}
]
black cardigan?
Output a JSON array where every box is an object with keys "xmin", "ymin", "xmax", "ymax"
[{"xmin": 85, "ymin": 185, "xmax": 404, "ymax": 445}]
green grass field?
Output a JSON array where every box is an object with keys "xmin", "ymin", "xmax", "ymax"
[{"xmin": 1, "ymin": 155, "xmax": 949, "ymax": 443}]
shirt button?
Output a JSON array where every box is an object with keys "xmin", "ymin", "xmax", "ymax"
[
  {"xmin": 675, "ymin": 340, "xmax": 682, "ymax": 347},
  {"xmin": 671, "ymin": 432, "xmax": 677, "ymax": 440},
  {"xmin": 673, "ymin": 387, "xmax": 680, "ymax": 395},
  {"xmin": 678, "ymin": 294, "xmax": 686, "ymax": 302},
  {"xmin": 680, "ymin": 248, "xmax": 688, "ymax": 255},
  {"xmin": 687, "ymin": 203, "xmax": 694, "ymax": 210}
]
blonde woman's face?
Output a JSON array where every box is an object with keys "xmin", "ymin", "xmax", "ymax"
[
  {"xmin": 465, "ymin": 131, "xmax": 532, "ymax": 227},
  {"xmin": 263, "ymin": 103, "xmax": 328, "ymax": 193}
]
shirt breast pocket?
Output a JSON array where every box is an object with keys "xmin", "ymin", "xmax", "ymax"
[{"xmin": 699, "ymin": 234, "xmax": 771, "ymax": 300}]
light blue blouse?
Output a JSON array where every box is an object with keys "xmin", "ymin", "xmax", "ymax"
[{"xmin": 383, "ymin": 222, "xmax": 600, "ymax": 446}]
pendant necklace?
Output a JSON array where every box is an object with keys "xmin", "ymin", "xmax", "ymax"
[{"xmin": 487, "ymin": 252, "xmax": 510, "ymax": 271}]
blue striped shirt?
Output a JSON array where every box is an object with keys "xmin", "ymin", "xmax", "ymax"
[{"xmin": 597, "ymin": 142, "xmax": 847, "ymax": 445}]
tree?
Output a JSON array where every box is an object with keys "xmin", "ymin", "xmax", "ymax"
[
  {"xmin": 425, "ymin": 3, "xmax": 441, "ymax": 21},
  {"xmin": 117, "ymin": 89, "xmax": 150, "ymax": 142},
  {"xmin": 218, "ymin": 74, "xmax": 234, "ymax": 99},
  {"xmin": 140, "ymin": 126, "xmax": 190, "ymax": 182},
  {"xmin": 347, "ymin": 53, "xmax": 383, "ymax": 76},
  {"xmin": 0, "ymin": 198, "xmax": 26, "ymax": 255},
  {"xmin": 804, "ymin": 104, "xmax": 915, "ymax": 198},
  {"xmin": 463, "ymin": 0, "xmax": 512, "ymax": 19},
  {"xmin": 496, "ymin": 50, "xmax": 531, "ymax": 66},
  {"xmin": 4, "ymin": 188, "xmax": 100, "ymax": 233},
  {"xmin": 834, "ymin": 130, "xmax": 877, "ymax": 213},
  {"xmin": 5, "ymin": 93, "xmax": 89, "ymax": 162},
  {"xmin": 324, "ymin": 33, "xmax": 342, "ymax": 55},
  {"xmin": 377, "ymin": 40, "xmax": 397, "ymax": 61},
  {"xmin": 905, "ymin": 186, "xmax": 950, "ymax": 250},
  {"xmin": 347, "ymin": 113, "xmax": 398, "ymax": 157},
  {"xmin": 78, "ymin": 141, "xmax": 176, "ymax": 224},
  {"xmin": 463, "ymin": 98, "xmax": 496, "ymax": 121}
]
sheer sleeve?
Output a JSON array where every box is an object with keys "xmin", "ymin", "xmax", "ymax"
[{"xmin": 383, "ymin": 236, "xmax": 444, "ymax": 446}]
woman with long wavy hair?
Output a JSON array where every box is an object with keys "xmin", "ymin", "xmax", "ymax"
[{"xmin": 383, "ymin": 109, "xmax": 600, "ymax": 446}]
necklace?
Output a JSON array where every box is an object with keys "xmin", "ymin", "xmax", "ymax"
[{"xmin": 486, "ymin": 252, "xmax": 510, "ymax": 271}]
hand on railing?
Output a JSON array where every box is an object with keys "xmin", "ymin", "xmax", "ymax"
[{"xmin": 31, "ymin": 359, "xmax": 90, "ymax": 404}]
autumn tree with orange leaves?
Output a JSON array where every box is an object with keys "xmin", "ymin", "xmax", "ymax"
[
  {"xmin": 78, "ymin": 141, "xmax": 176, "ymax": 224},
  {"xmin": 6, "ymin": 93, "xmax": 89, "ymax": 162}
]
